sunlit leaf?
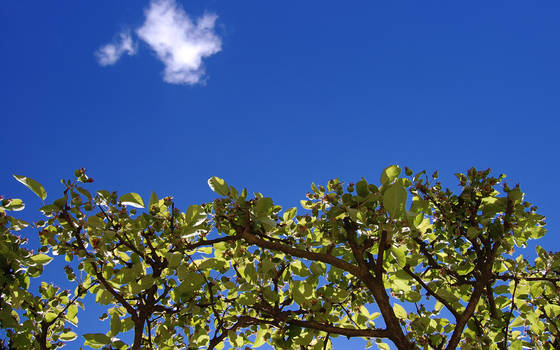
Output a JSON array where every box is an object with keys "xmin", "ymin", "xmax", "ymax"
[
  {"xmin": 119, "ymin": 193, "xmax": 144, "ymax": 208},
  {"xmin": 3, "ymin": 198, "xmax": 24, "ymax": 211},
  {"xmin": 393, "ymin": 303, "xmax": 407, "ymax": 319},
  {"xmin": 208, "ymin": 176, "xmax": 229, "ymax": 196},
  {"xmin": 383, "ymin": 183, "xmax": 407, "ymax": 218},
  {"xmin": 60, "ymin": 331, "xmax": 78, "ymax": 341},
  {"xmin": 83, "ymin": 333, "xmax": 111, "ymax": 348},
  {"xmin": 13, "ymin": 175, "xmax": 47, "ymax": 200},
  {"xmin": 30, "ymin": 254, "xmax": 53, "ymax": 265},
  {"xmin": 381, "ymin": 165, "xmax": 401, "ymax": 185}
]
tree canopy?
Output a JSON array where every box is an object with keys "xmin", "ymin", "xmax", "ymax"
[{"xmin": 1, "ymin": 166, "xmax": 559, "ymax": 350}]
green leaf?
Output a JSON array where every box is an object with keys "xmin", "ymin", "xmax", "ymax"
[
  {"xmin": 60, "ymin": 331, "xmax": 78, "ymax": 341},
  {"xmin": 110, "ymin": 314, "xmax": 122, "ymax": 336},
  {"xmin": 528, "ymin": 226, "xmax": 546, "ymax": 239},
  {"xmin": 208, "ymin": 177, "xmax": 229, "ymax": 196},
  {"xmin": 509, "ymin": 316, "xmax": 524, "ymax": 328},
  {"xmin": 242, "ymin": 263, "xmax": 258, "ymax": 283},
  {"xmin": 300, "ymin": 200, "xmax": 313, "ymax": 209},
  {"xmin": 390, "ymin": 246, "xmax": 406, "ymax": 266},
  {"xmin": 88, "ymin": 216, "xmax": 105, "ymax": 229},
  {"xmin": 381, "ymin": 165, "xmax": 401, "ymax": 185},
  {"xmin": 253, "ymin": 327, "xmax": 267, "ymax": 348},
  {"xmin": 494, "ymin": 285, "xmax": 510, "ymax": 295},
  {"xmin": 45, "ymin": 312, "xmax": 58, "ymax": 323},
  {"xmin": 310, "ymin": 262, "xmax": 326, "ymax": 275},
  {"xmin": 13, "ymin": 175, "xmax": 47, "ymax": 200},
  {"xmin": 508, "ymin": 187, "xmax": 524, "ymax": 203},
  {"xmin": 393, "ymin": 303, "xmax": 407, "ymax": 319},
  {"xmin": 120, "ymin": 193, "xmax": 144, "ymax": 208},
  {"xmin": 544, "ymin": 304, "xmax": 560, "ymax": 318},
  {"xmin": 148, "ymin": 191, "xmax": 158, "ymax": 208},
  {"xmin": 3, "ymin": 198, "xmax": 24, "ymax": 211},
  {"xmin": 139, "ymin": 275, "xmax": 155, "ymax": 291},
  {"xmin": 67, "ymin": 304, "xmax": 78, "ymax": 320},
  {"xmin": 383, "ymin": 183, "xmax": 407, "ymax": 218},
  {"xmin": 185, "ymin": 205, "xmax": 205, "ymax": 226},
  {"xmin": 255, "ymin": 197, "xmax": 273, "ymax": 216},
  {"xmin": 165, "ymin": 252, "xmax": 183, "ymax": 268},
  {"xmin": 510, "ymin": 340, "xmax": 522, "ymax": 350},
  {"xmin": 283, "ymin": 207, "xmax": 297, "ymax": 221},
  {"xmin": 377, "ymin": 343, "xmax": 391, "ymax": 350},
  {"xmin": 30, "ymin": 254, "xmax": 53, "ymax": 265},
  {"xmin": 356, "ymin": 178, "xmax": 369, "ymax": 197},
  {"xmin": 83, "ymin": 333, "xmax": 111, "ymax": 348}
]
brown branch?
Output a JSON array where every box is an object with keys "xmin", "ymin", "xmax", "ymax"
[
  {"xmin": 241, "ymin": 313, "xmax": 391, "ymax": 339},
  {"xmin": 98, "ymin": 206, "xmax": 145, "ymax": 259},
  {"xmin": 238, "ymin": 225, "xmax": 360, "ymax": 276},
  {"xmin": 182, "ymin": 235, "xmax": 238, "ymax": 251},
  {"xmin": 339, "ymin": 303, "xmax": 361, "ymax": 329},
  {"xmin": 485, "ymin": 282, "xmax": 498, "ymax": 320},
  {"xmin": 445, "ymin": 280, "xmax": 486, "ymax": 350},
  {"xmin": 495, "ymin": 274, "xmax": 560, "ymax": 283},
  {"xmin": 208, "ymin": 316, "xmax": 257, "ymax": 350},
  {"xmin": 45, "ymin": 283, "xmax": 94, "ymax": 327},
  {"xmin": 238, "ymin": 218, "xmax": 413, "ymax": 348},
  {"xmin": 286, "ymin": 318, "xmax": 389, "ymax": 338},
  {"xmin": 59, "ymin": 210, "xmax": 137, "ymax": 318},
  {"xmin": 501, "ymin": 278, "xmax": 518, "ymax": 349},
  {"xmin": 413, "ymin": 237, "xmax": 469, "ymax": 285},
  {"xmin": 375, "ymin": 230, "xmax": 387, "ymax": 275},
  {"xmin": 403, "ymin": 265, "xmax": 459, "ymax": 319},
  {"xmin": 323, "ymin": 333, "xmax": 330, "ymax": 350}
]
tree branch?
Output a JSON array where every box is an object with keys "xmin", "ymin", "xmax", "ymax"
[
  {"xmin": 403, "ymin": 265, "xmax": 459, "ymax": 319},
  {"xmin": 238, "ymin": 225, "xmax": 360, "ymax": 277}
]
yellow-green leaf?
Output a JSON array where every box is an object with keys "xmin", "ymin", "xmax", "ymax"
[
  {"xmin": 13, "ymin": 175, "xmax": 47, "ymax": 200},
  {"xmin": 45, "ymin": 312, "xmax": 57, "ymax": 323},
  {"xmin": 120, "ymin": 193, "xmax": 144, "ymax": 208},
  {"xmin": 110, "ymin": 314, "xmax": 121, "ymax": 336},
  {"xmin": 390, "ymin": 245, "xmax": 406, "ymax": 266},
  {"xmin": 208, "ymin": 177, "xmax": 229, "ymax": 196},
  {"xmin": 87, "ymin": 216, "xmax": 105, "ymax": 229},
  {"xmin": 253, "ymin": 327, "xmax": 267, "ymax": 347},
  {"xmin": 383, "ymin": 183, "xmax": 407, "ymax": 218},
  {"xmin": 148, "ymin": 191, "xmax": 158, "ymax": 209},
  {"xmin": 3, "ymin": 198, "xmax": 24, "ymax": 211},
  {"xmin": 84, "ymin": 333, "xmax": 111, "ymax": 348},
  {"xmin": 283, "ymin": 207, "xmax": 297, "ymax": 221},
  {"xmin": 393, "ymin": 303, "xmax": 407, "ymax": 319},
  {"xmin": 60, "ymin": 331, "xmax": 78, "ymax": 341},
  {"xmin": 67, "ymin": 304, "xmax": 78, "ymax": 320},
  {"xmin": 381, "ymin": 165, "xmax": 401, "ymax": 185},
  {"xmin": 377, "ymin": 343, "xmax": 391, "ymax": 350},
  {"xmin": 30, "ymin": 254, "xmax": 53, "ymax": 265}
]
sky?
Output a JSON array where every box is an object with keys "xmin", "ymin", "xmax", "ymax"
[{"xmin": 1, "ymin": 1, "xmax": 559, "ymax": 348}]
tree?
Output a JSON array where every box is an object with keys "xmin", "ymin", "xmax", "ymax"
[{"xmin": 1, "ymin": 166, "xmax": 559, "ymax": 350}]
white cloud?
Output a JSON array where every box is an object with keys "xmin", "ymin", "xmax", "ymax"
[
  {"xmin": 95, "ymin": 32, "xmax": 137, "ymax": 66},
  {"xmin": 136, "ymin": 0, "xmax": 222, "ymax": 84}
]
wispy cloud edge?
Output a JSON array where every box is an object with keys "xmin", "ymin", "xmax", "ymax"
[{"xmin": 95, "ymin": 31, "xmax": 137, "ymax": 66}]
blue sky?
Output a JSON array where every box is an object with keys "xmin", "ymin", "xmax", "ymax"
[{"xmin": 1, "ymin": 1, "xmax": 559, "ymax": 348}]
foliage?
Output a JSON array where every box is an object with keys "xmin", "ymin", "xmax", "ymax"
[{"xmin": 1, "ymin": 166, "xmax": 559, "ymax": 349}]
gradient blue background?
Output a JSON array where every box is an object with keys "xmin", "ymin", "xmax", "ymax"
[{"xmin": 1, "ymin": 1, "xmax": 558, "ymax": 348}]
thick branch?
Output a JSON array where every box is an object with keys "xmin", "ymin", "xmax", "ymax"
[
  {"xmin": 445, "ymin": 281, "xmax": 485, "ymax": 350},
  {"xmin": 287, "ymin": 318, "xmax": 389, "ymax": 338}
]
